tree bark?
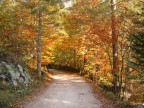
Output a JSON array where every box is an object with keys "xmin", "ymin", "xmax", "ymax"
[
  {"xmin": 111, "ymin": 0, "xmax": 119, "ymax": 93},
  {"xmin": 37, "ymin": 3, "xmax": 42, "ymax": 78}
]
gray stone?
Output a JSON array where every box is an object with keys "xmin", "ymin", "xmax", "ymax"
[
  {"xmin": 0, "ymin": 61, "xmax": 31, "ymax": 86},
  {"xmin": 18, "ymin": 65, "xmax": 26, "ymax": 77},
  {"xmin": 18, "ymin": 77, "xmax": 24, "ymax": 84},
  {"xmin": 5, "ymin": 64, "xmax": 15, "ymax": 79},
  {"xmin": 17, "ymin": 65, "xmax": 31, "ymax": 84},
  {"xmin": 12, "ymin": 80, "xmax": 18, "ymax": 86},
  {"xmin": 17, "ymin": 65, "xmax": 23, "ymax": 73},
  {"xmin": 14, "ymin": 72, "xmax": 20, "ymax": 79},
  {"xmin": 0, "ymin": 75, "xmax": 6, "ymax": 80}
]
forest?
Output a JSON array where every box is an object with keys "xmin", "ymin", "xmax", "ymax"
[{"xmin": 0, "ymin": 0, "xmax": 144, "ymax": 108}]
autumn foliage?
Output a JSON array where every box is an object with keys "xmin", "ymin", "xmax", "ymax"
[{"xmin": 0, "ymin": 0, "xmax": 143, "ymax": 105}]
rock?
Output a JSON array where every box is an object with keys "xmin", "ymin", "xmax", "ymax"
[
  {"xmin": 0, "ymin": 75, "xmax": 6, "ymax": 80},
  {"xmin": 17, "ymin": 65, "xmax": 23, "ymax": 74},
  {"xmin": 0, "ymin": 61, "xmax": 31, "ymax": 86},
  {"xmin": 12, "ymin": 80, "xmax": 18, "ymax": 86},
  {"xmin": 3, "ymin": 63, "xmax": 15, "ymax": 78},
  {"xmin": 15, "ymin": 72, "xmax": 20, "ymax": 79},
  {"xmin": 17, "ymin": 65, "xmax": 31, "ymax": 84},
  {"xmin": 18, "ymin": 77, "xmax": 24, "ymax": 84},
  {"xmin": 18, "ymin": 65, "xmax": 26, "ymax": 78}
]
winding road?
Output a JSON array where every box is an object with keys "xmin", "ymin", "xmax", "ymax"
[{"xmin": 25, "ymin": 69, "xmax": 102, "ymax": 108}]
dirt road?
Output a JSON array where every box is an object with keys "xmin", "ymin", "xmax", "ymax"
[{"xmin": 25, "ymin": 69, "xmax": 102, "ymax": 108}]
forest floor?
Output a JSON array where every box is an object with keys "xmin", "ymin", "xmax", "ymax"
[{"xmin": 24, "ymin": 69, "xmax": 120, "ymax": 108}]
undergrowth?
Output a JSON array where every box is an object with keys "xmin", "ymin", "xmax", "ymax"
[
  {"xmin": 0, "ymin": 79, "xmax": 42, "ymax": 108},
  {"xmin": 105, "ymin": 91, "xmax": 133, "ymax": 108}
]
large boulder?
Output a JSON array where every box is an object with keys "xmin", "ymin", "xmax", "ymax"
[{"xmin": 0, "ymin": 61, "xmax": 31, "ymax": 86}]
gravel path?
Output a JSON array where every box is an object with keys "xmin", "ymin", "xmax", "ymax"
[{"xmin": 25, "ymin": 69, "xmax": 102, "ymax": 108}]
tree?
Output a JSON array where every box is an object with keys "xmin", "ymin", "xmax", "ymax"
[
  {"xmin": 36, "ymin": 0, "xmax": 64, "ymax": 78},
  {"xmin": 110, "ymin": 0, "xmax": 119, "ymax": 93},
  {"xmin": 131, "ymin": 8, "xmax": 144, "ymax": 83},
  {"xmin": 37, "ymin": 1, "xmax": 42, "ymax": 78}
]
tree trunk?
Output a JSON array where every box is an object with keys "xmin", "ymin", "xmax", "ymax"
[
  {"xmin": 37, "ymin": 3, "xmax": 42, "ymax": 78},
  {"xmin": 111, "ymin": 0, "xmax": 119, "ymax": 93}
]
